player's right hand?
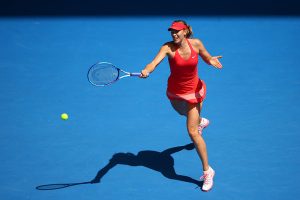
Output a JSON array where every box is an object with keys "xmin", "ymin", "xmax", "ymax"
[{"xmin": 140, "ymin": 69, "xmax": 150, "ymax": 78}]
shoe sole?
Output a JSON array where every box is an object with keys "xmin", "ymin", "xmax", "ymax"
[
  {"xmin": 202, "ymin": 183, "xmax": 213, "ymax": 192},
  {"xmin": 201, "ymin": 170, "xmax": 215, "ymax": 192}
]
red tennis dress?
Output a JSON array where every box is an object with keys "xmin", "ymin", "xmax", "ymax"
[{"xmin": 167, "ymin": 39, "xmax": 206, "ymax": 103}]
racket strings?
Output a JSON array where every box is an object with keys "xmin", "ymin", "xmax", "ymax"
[
  {"xmin": 36, "ymin": 181, "xmax": 91, "ymax": 190},
  {"xmin": 36, "ymin": 184, "xmax": 70, "ymax": 190},
  {"xmin": 88, "ymin": 64, "xmax": 119, "ymax": 86}
]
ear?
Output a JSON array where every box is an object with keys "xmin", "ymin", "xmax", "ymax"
[{"xmin": 183, "ymin": 29, "xmax": 188, "ymax": 37}]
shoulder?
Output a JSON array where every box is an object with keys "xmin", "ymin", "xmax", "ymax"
[
  {"xmin": 163, "ymin": 41, "xmax": 175, "ymax": 48},
  {"xmin": 188, "ymin": 38, "xmax": 203, "ymax": 47},
  {"xmin": 188, "ymin": 38, "xmax": 206, "ymax": 53},
  {"xmin": 161, "ymin": 41, "xmax": 176, "ymax": 52}
]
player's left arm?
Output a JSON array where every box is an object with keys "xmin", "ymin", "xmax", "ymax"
[{"xmin": 193, "ymin": 38, "xmax": 223, "ymax": 69}]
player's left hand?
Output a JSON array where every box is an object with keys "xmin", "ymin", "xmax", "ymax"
[{"xmin": 209, "ymin": 56, "xmax": 223, "ymax": 69}]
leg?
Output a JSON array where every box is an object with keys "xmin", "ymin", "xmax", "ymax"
[
  {"xmin": 199, "ymin": 102, "xmax": 203, "ymax": 124},
  {"xmin": 186, "ymin": 103, "xmax": 209, "ymax": 171},
  {"xmin": 170, "ymin": 99, "xmax": 188, "ymax": 116},
  {"xmin": 170, "ymin": 99, "xmax": 204, "ymax": 124}
]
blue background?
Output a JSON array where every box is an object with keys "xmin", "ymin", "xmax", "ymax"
[{"xmin": 0, "ymin": 4, "xmax": 300, "ymax": 200}]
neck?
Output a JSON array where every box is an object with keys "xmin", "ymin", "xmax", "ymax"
[{"xmin": 175, "ymin": 38, "xmax": 188, "ymax": 48}]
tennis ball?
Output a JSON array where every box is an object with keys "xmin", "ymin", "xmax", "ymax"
[{"xmin": 61, "ymin": 113, "xmax": 69, "ymax": 120}]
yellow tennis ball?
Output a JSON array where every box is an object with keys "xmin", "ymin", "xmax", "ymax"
[{"xmin": 61, "ymin": 113, "xmax": 69, "ymax": 120}]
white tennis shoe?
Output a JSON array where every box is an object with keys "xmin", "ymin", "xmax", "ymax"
[
  {"xmin": 198, "ymin": 117, "xmax": 210, "ymax": 135},
  {"xmin": 200, "ymin": 166, "xmax": 215, "ymax": 192}
]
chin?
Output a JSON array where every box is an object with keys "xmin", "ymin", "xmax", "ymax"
[{"xmin": 173, "ymin": 39, "xmax": 180, "ymax": 44}]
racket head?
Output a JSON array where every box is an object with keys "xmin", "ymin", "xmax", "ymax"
[
  {"xmin": 36, "ymin": 181, "xmax": 91, "ymax": 190},
  {"xmin": 36, "ymin": 183, "xmax": 71, "ymax": 190},
  {"xmin": 87, "ymin": 62, "xmax": 120, "ymax": 86}
]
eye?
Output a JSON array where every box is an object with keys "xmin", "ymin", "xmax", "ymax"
[{"xmin": 171, "ymin": 30, "xmax": 180, "ymax": 34}]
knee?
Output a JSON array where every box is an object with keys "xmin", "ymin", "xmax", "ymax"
[{"xmin": 187, "ymin": 125, "xmax": 199, "ymax": 139}]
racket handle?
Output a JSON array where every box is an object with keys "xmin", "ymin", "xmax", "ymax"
[{"xmin": 130, "ymin": 72, "xmax": 141, "ymax": 77}]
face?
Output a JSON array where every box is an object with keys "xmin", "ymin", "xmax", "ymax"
[{"xmin": 170, "ymin": 29, "xmax": 186, "ymax": 44}]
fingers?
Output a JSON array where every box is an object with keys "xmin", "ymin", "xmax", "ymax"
[
  {"xmin": 214, "ymin": 60, "xmax": 223, "ymax": 69},
  {"xmin": 215, "ymin": 63, "xmax": 223, "ymax": 69},
  {"xmin": 140, "ymin": 69, "xmax": 150, "ymax": 78},
  {"xmin": 212, "ymin": 56, "xmax": 223, "ymax": 69}
]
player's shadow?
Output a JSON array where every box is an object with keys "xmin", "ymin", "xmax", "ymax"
[{"xmin": 91, "ymin": 143, "xmax": 202, "ymax": 187}]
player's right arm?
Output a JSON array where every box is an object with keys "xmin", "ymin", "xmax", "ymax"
[{"xmin": 140, "ymin": 43, "xmax": 170, "ymax": 78}]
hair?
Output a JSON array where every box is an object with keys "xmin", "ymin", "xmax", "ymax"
[{"xmin": 173, "ymin": 20, "xmax": 193, "ymax": 38}]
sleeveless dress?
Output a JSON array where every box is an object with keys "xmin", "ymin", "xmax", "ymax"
[{"xmin": 167, "ymin": 39, "xmax": 206, "ymax": 104}]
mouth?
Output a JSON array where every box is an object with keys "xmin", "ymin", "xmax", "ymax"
[{"xmin": 172, "ymin": 37, "xmax": 180, "ymax": 43}]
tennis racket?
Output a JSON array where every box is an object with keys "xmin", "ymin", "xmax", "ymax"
[
  {"xmin": 87, "ymin": 62, "xmax": 141, "ymax": 86},
  {"xmin": 36, "ymin": 181, "xmax": 91, "ymax": 190}
]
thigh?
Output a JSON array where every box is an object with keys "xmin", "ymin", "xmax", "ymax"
[
  {"xmin": 170, "ymin": 100, "xmax": 203, "ymax": 116},
  {"xmin": 186, "ymin": 104, "xmax": 200, "ymax": 136},
  {"xmin": 186, "ymin": 103, "xmax": 201, "ymax": 132},
  {"xmin": 170, "ymin": 99, "xmax": 188, "ymax": 116}
]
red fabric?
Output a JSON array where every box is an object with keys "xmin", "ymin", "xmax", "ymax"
[
  {"xmin": 167, "ymin": 80, "xmax": 206, "ymax": 103},
  {"xmin": 167, "ymin": 39, "xmax": 206, "ymax": 103},
  {"xmin": 168, "ymin": 22, "xmax": 188, "ymax": 31}
]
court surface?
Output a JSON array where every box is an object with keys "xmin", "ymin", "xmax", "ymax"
[{"xmin": 0, "ymin": 17, "xmax": 300, "ymax": 200}]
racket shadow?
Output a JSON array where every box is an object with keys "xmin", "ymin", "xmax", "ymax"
[
  {"xmin": 91, "ymin": 143, "xmax": 202, "ymax": 187},
  {"xmin": 36, "ymin": 181, "xmax": 91, "ymax": 190}
]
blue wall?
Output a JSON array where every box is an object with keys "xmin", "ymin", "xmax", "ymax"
[{"xmin": 1, "ymin": 0, "xmax": 300, "ymax": 16}]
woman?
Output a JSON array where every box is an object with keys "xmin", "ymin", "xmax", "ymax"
[{"xmin": 140, "ymin": 20, "xmax": 222, "ymax": 191}]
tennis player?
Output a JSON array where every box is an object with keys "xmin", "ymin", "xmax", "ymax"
[{"xmin": 140, "ymin": 20, "xmax": 222, "ymax": 191}]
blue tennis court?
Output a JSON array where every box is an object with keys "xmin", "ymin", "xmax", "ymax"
[{"xmin": 1, "ymin": 16, "xmax": 300, "ymax": 200}]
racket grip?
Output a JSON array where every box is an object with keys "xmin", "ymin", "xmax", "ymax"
[{"xmin": 130, "ymin": 72, "xmax": 142, "ymax": 76}]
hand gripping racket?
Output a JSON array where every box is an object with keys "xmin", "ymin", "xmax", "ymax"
[{"xmin": 87, "ymin": 62, "xmax": 141, "ymax": 86}]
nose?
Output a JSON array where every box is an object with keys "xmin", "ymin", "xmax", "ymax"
[{"xmin": 170, "ymin": 30, "xmax": 178, "ymax": 35}]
